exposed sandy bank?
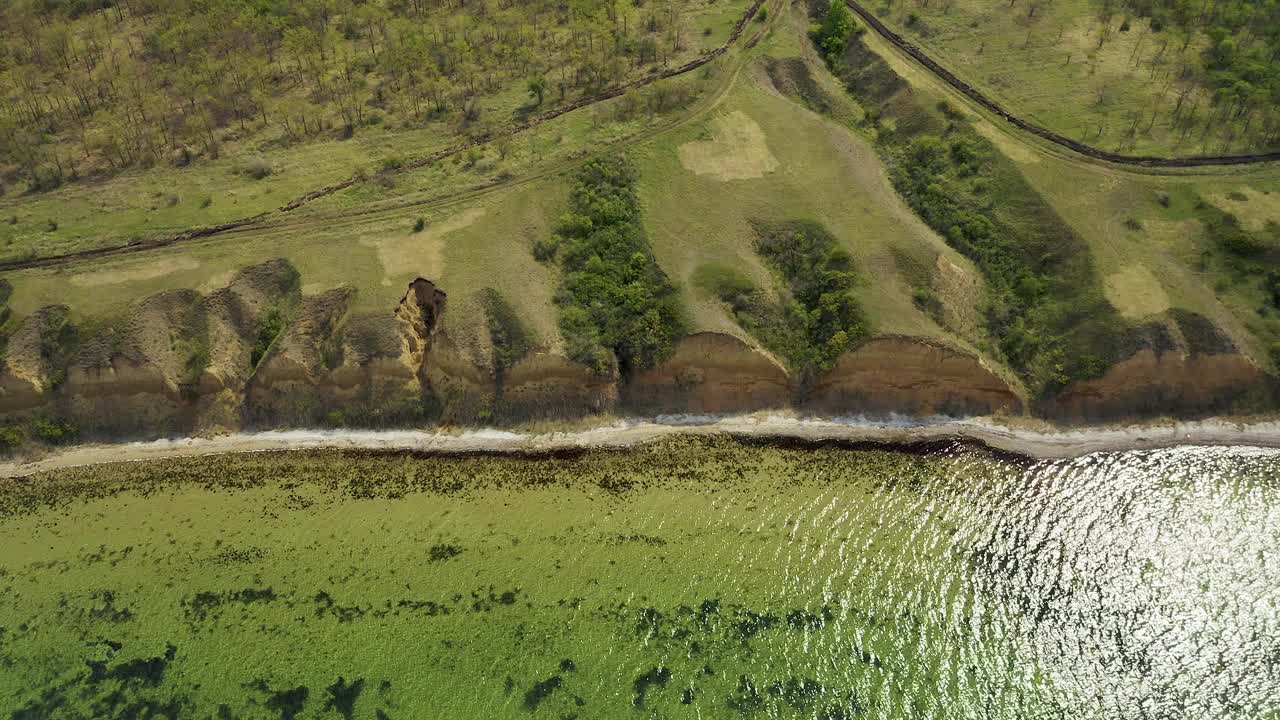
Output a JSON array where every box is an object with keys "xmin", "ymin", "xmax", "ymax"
[{"xmin": 4, "ymin": 413, "xmax": 1280, "ymax": 478}]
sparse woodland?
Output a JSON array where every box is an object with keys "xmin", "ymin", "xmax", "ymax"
[
  {"xmin": 0, "ymin": 0, "xmax": 725, "ymax": 193},
  {"xmin": 1097, "ymin": 0, "xmax": 1280, "ymax": 147}
]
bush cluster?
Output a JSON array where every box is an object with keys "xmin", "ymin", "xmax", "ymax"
[
  {"xmin": 479, "ymin": 288, "xmax": 532, "ymax": 376},
  {"xmin": 819, "ymin": 19, "xmax": 1147, "ymax": 394},
  {"xmin": 754, "ymin": 220, "xmax": 870, "ymax": 372},
  {"xmin": 699, "ymin": 221, "xmax": 870, "ymax": 378},
  {"xmin": 542, "ymin": 155, "xmax": 685, "ymax": 374},
  {"xmin": 241, "ymin": 156, "xmax": 274, "ymax": 180},
  {"xmin": 249, "ymin": 309, "xmax": 286, "ymax": 369}
]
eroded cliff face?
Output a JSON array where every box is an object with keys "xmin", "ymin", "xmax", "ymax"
[
  {"xmin": 809, "ymin": 336, "xmax": 1023, "ymax": 417},
  {"xmin": 1049, "ymin": 349, "xmax": 1266, "ymax": 421},
  {"xmin": 501, "ymin": 352, "xmax": 619, "ymax": 419},
  {"xmin": 625, "ymin": 333, "xmax": 791, "ymax": 414},
  {"xmin": 250, "ymin": 279, "xmax": 450, "ymax": 425},
  {"xmin": 0, "ymin": 306, "xmax": 72, "ymax": 413},
  {"xmin": 4, "ymin": 263, "xmax": 1276, "ymax": 436}
]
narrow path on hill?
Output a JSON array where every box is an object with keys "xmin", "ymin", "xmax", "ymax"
[{"xmin": 841, "ymin": 0, "xmax": 1280, "ymax": 168}]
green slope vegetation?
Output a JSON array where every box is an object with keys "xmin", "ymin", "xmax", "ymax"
[
  {"xmin": 633, "ymin": 40, "xmax": 985, "ymax": 353},
  {"xmin": 539, "ymin": 155, "xmax": 686, "ymax": 374},
  {"xmin": 858, "ymin": 0, "xmax": 1280, "ymax": 156},
  {"xmin": 792, "ymin": 0, "xmax": 1280, "ymax": 400},
  {"xmin": 845, "ymin": 1, "xmax": 1280, "ymax": 372},
  {"xmin": 698, "ymin": 219, "xmax": 871, "ymax": 379},
  {"xmin": 826, "ymin": 26, "xmax": 1153, "ymax": 394}
]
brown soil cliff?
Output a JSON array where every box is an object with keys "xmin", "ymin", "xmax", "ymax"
[
  {"xmin": 810, "ymin": 336, "xmax": 1022, "ymax": 417},
  {"xmin": 2, "ymin": 263, "xmax": 1274, "ymax": 435}
]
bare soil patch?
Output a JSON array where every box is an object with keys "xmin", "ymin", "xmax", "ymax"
[
  {"xmin": 69, "ymin": 257, "xmax": 200, "ymax": 288},
  {"xmin": 678, "ymin": 111, "xmax": 779, "ymax": 181},
  {"xmin": 1105, "ymin": 265, "xmax": 1171, "ymax": 318},
  {"xmin": 359, "ymin": 207, "xmax": 487, "ymax": 286}
]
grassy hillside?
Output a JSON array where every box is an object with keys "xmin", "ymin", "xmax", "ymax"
[
  {"xmin": 846, "ymin": 9, "xmax": 1280, "ymax": 370},
  {"xmin": 858, "ymin": 0, "xmax": 1280, "ymax": 157},
  {"xmin": 1, "ymin": 0, "xmax": 1279, "ymax": 427}
]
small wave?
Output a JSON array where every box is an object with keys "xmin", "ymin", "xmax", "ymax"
[{"xmin": 5, "ymin": 413, "xmax": 1280, "ymax": 478}]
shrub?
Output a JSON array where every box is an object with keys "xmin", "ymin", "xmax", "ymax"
[
  {"xmin": 242, "ymin": 156, "xmax": 273, "ymax": 179},
  {"xmin": 936, "ymin": 100, "xmax": 964, "ymax": 119},
  {"xmin": 381, "ymin": 155, "xmax": 404, "ymax": 171},
  {"xmin": 0, "ymin": 426, "xmax": 22, "ymax": 454},
  {"xmin": 413, "ymin": 217, "xmax": 426, "ymax": 233},
  {"xmin": 693, "ymin": 263, "xmax": 755, "ymax": 300},
  {"xmin": 814, "ymin": 1, "xmax": 858, "ymax": 59},
  {"xmin": 200, "ymin": 196, "xmax": 213, "ymax": 208},
  {"xmin": 758, "ymin": 7, "xmax": 768, "ymax": 22},
  {"xmin": 1156, "ymin": 191, "xmax": 1171, "ymax": 207},
  {"xmin": 532, "ymin": 235, "xmax": 560, "ymax": 262},
  {"xmin": 164, "ymin": 194, "xmax": 180, "ymax": 207},
  {"xmin": 480, "ymin": 288, "xmax": 532, "ymax": 374},
  {"xmin": 949, "ymin": 139, "xmax": 978, "ymax": 172},
  {"xmin": 1205, "ymin": 208, "xmax": 1266, "ymax": 256},
  {"xmin": 250, "ymin": 309, "xmax": 286, "ymax": 369},
  {"xmin": 1124, "ymin": 217, "xmax": 1144, "ymax": 231},
  {"xmin": 31, "ymin": 417, "xmax": 76, "ymax": 445},
  {"xmin": 750, "ymin": 220, "xmax": 870, "ymax": 374},
  {"xmin": 1264, "ymin": 272, "xmax": 1280, "ymax": 310},
  {"xmin": 45, "ymin": 220, "xmax": 57, "ymax": 232}
]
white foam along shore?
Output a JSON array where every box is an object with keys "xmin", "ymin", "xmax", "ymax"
[{"xmin": 3, "ymin": 413, "xmax": 1280, "ymax": 478}]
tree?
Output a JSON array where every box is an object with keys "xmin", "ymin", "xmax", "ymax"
[
  {"xmin": 816, "ymin": 0, "xmax": 858, "ymax": 59},
  {"xmin": 527, "ymin": 76, "xmax": 547, "ymax": 106}
]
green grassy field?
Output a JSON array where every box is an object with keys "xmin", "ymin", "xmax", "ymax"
[
  {"xmin": 861, "ymin": 0, "xmax": 1280, "ymax": 157},
  {"xmin": 2, "ymin": 5, "xmax": 992, "ymax": 380}
]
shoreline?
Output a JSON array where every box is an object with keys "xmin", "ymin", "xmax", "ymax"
[{"xmin": 4, "ymin": 413, "xmax": 1280, "ymax": 477}]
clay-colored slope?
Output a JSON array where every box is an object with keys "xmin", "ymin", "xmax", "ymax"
[
  {"xmin": 811, "ymin": 336, "xmax": 1022, "ymax": 417},
  {"xmin": 627, "ymin": 332, "xmax": 791, "ymax": 414}
]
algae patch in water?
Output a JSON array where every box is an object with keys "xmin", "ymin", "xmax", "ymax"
[{"xmin": 0, "ymin": 438, "xmax": 1277, "ymax": 719}]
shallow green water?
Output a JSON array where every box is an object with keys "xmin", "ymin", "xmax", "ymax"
[{"xmin": 0, "ymin": 438, "xmax": 1277, "ymax": 719}]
